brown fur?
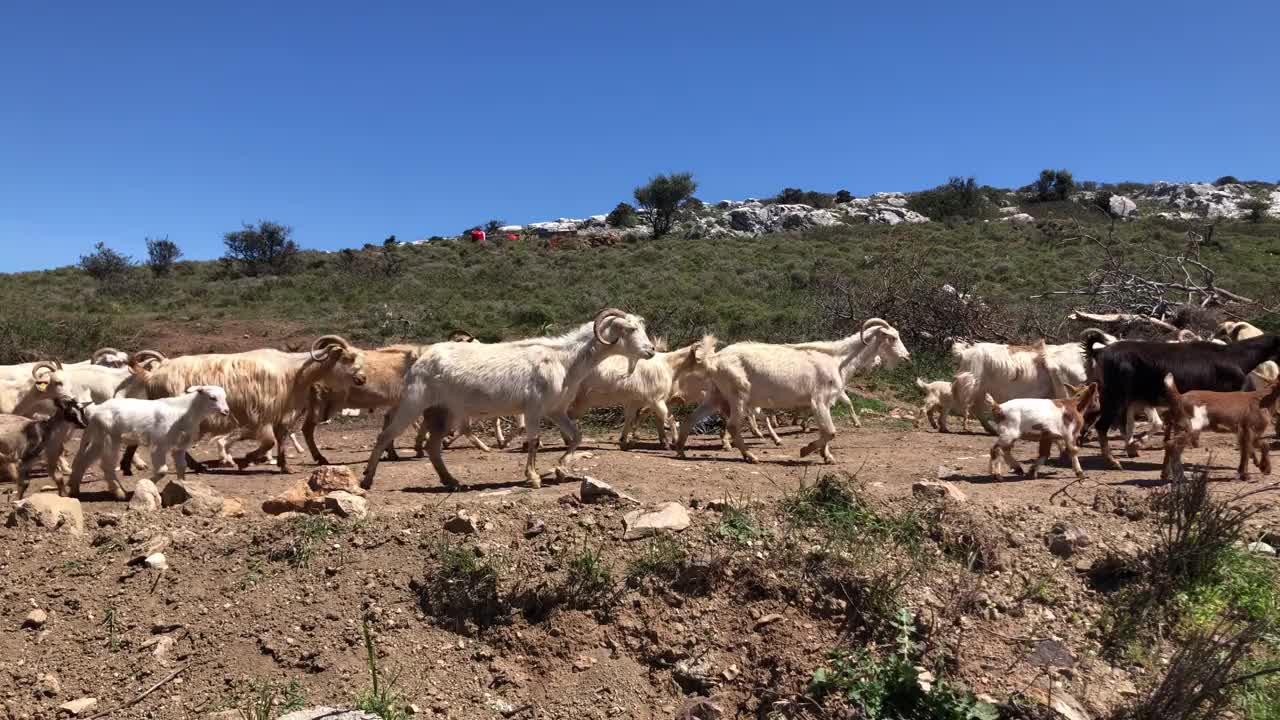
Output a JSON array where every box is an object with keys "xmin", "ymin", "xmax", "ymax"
[{"xmin": 1161, "ymin": 374, "xmax": 1280, "ymax": 480}]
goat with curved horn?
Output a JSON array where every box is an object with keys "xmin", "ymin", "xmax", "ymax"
[
  {"xmin": 310, "ymin": 335, "xmax": 353, "ymax": 361},
  {"xmin": 593, "ymin": 308, "xmax": 628, "ymax": 345}
]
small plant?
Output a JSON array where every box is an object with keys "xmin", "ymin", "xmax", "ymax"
[
  {"xmin": 243, "ymin": 679, "xmax": 306, "ymax": 720},
  {"xmin": 809, "ymin": 609, "xmax": 997, "ymax": 719},
  {"xmin": 564, "ymin": 542, "xmax": 615, "ymax": 608},
  {"xmin": 417, "ymin": 541, "xmax": 504, "ymax": 630},
  {"xmin": 1240, "ymin": 197, "xmax": 1271, "ymax": 224},
  {"xmin": 269, "ymin": 515, "xmax": 343, "ymax": 568},
  {"xmin": 783, "ymin": 474, "xmax": 921, "ymax": 551},
  {"xmin": 355, "ymin": 619, "xmax": 407, "ymax": 720},
  {"xmin": 717, "ymin": 500, "xmax": 762, "ymax": 545},
  {"xmin": 101, "ymin": 607, "xmax": 120, "ymax": 653},
  {"xmin": 628, "ymin": 534, "xmax": 688, "ymax": 583}
]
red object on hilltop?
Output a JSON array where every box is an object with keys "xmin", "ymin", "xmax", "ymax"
[{"xmin": 469, "ymin": 229, "xmax": 486, "ymax": 242}]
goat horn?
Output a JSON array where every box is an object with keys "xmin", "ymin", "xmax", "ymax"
[
  {"xmin": 860, "ymin": 317, "xmax": 890, "ymax": 343},
  {"xmin": 593, "ymin": 308, "xmax": 627, "ymax": 346},
  {"xmin": 91, "ymin": 347, "xmax": 125, "ymax": 364},
  {"xmin": 310, "ymin": 335, "xmax": 352, "ymax": 361},
  {"xmin": 31, "ymin": 360, "xmax": 59, "ymax": 380},
  {"xmin": 132, "ymin": 350, "xmax": 167, "ymax": 367},
  {"xmin": 448, "ymin": 330, "xmax": 475, "ymax": 343}
]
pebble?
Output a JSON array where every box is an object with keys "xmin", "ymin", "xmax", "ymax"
[{"xmin": 23, "ymin": 608, "xmax": 48, "ymax": 629}]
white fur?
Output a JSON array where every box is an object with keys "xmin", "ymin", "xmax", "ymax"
[{"xmin": 68, "ymin": 386, "xmax": 233, "ymax": 500}]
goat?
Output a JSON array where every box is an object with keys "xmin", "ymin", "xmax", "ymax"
[
  {"xmin": 951, "ymin": 335, "xmax": 1110, "ymax": 433},
  {"xmin": 1160, "ymin": 373, "xmax": 1280, "ymax": 481},
  {"xmin": 118, "ymin": 336, "xmax": 367, "ymax": 475},
  {"xmin": 0, "ymin": 398, "xmax": 88, "ymax": 498},
  {"xmin": 916, "ymin": 372, "xmax": 976, "ymax": 432},
  {"xmin": 1083, "ymin": 332, "xmax": 1280, "ymax": 470},
  {"xmin": 68, "ymin": 386, "xmax": 232, "ymax": 499},
  {"xmin": 362, "ymin": 308, "xmax": 656, "ymax": 490},
  {"xmin": 568, "ymin": 336, "xmax": 715, "ymax": 449},
  {"xmin": 1213, "ymin": 320, "xmax": 1279, "ymax": 417},
  {"xmin": 987, "ymin": 383, "xmax": 1098, "ymax": 481},
  {"xmin": 674, "ymin": 318, "xmax": 910, "ymax": 464}
]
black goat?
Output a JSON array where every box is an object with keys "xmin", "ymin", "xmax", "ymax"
[{"xmin": 1081, "ymin": 329, "xmax": 1280, "ymax": 470}]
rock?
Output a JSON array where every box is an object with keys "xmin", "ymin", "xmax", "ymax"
[
  {"xmin": 673, "ymin": 656, "xmax": 717, "ymax": 693},
  {"xmin": 1003, "ymin": 212, "xmax": 1035, "ymax": 224},
  {"xmin": 934, "ymin": 465, "xmax": 959, "ymax": 480},
  {"xmin": 1246, "ymin": 541, "xmax": 1276, "ymax": 557},
  {"xmin": 23, "ymin": 608, "xmax": 48, "ymax": 629},
  {"xmin": 1021, "ymin": 685, "xmax": 1092, "ymax": 720},
  {"xmin": 524, "ymin": 515, "xmax": 546, "ymax": 538},
  {"xmin": 308, "ymin": 466, "xmax": 363, "ymax": 495},
  {"xmin": 58, "ymin": 698, "xmax": 98, "ymax": 716},
  {"xmin": 7, "ymin": 494, "xmax": 85, "ymax": 535},
  {"xmin": 1139, "ymin": 181, "xmax": 1255, "ymax": 220},
  {"xmin": 579, "ymin": 477, "xmax": 624, "ymax": 504},
  {"xmin": 622, "ymin": 502, "xmax": 691, "ymax": 540},
  {"xmin": 912, "ymin": 481, "xmax": 968, "ymax": 503},
  {"xmin": 128, "ymin": 478, "xmax": 162, "ymax": 512},
  {"xmin": 160, "ymin": 479, "xmax": 225, "ymax": 517},
  {"xmin": 676, "ymin": 697, "xmax": 724, "ymax": 720},
  {"xmin": 1109, "ymin": 194, "xmax": 1139, "ymax": 219},
  {"xmin": 207, "ymin": 711, "xmax": 247, "ymax": 720},
  {"xmin": 37, "ymin": 672, "xmax": 61, "ymax": 697},
  {"xmin": 444, "ymin": 511, "xmax": 479, "ymax": 535},
  {"xmin": 321, "ymin": 491, "xmax": 368, "ymax": 520},
  {"xmin": 145, "ymin": 553, "xmax": 168, "ymax": 571},
  {"xmin": 262, "ymin": 480, "xmax": 311, "ymax": 515},
  {"xmin": 754, "ymin": 613, "xmax": 784, "ymax": 630},
  {"xmin": 277, "ymin": 710, "xmax": 381, "ymax": 720},
  {"xmin": 1045, "ymin": 523, "xmax": 1090, "ymax": 558},
  {"xmin": 216, "ymin": 498, "xmax": 244, "ymax": 518}
]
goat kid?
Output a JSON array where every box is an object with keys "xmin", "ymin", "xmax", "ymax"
[
  {"xmin": 1160, "ymin": 373, "xmax": 1280, "ymax": 481},
  {"xmin": 69, "ymin": 386, "xmax": 232, "ymax": 500},
  {"xmin": 987, "ymin": 383, "xmax": 1097, "ymax": 481},
  {"xmin": 0, "ymin": 398, "xmax": 88, "ymax": 498},
  {"xmin": 916, "ymin": 372, "xmax": 976, "ymax": 433}
]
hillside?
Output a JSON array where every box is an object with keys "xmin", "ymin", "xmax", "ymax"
[{"xmin": 1, "ymin": 180, "xmax": 1277, "ymax": 370}]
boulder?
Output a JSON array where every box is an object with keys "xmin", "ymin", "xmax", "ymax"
[
  {"xmin": 128, "ymin": 478, "xmax": 162, "ymax": 512},
  {"xmin": 1139, "ymin": 181, "xmax": 1254, "ymax": 220},
  {"xmin": 307, "ymin": 466, "xmax": 363, "ymax": 495},
  {"xmin": 7, "ymin": 494, "xmax": 84, "ymax": 535},
  {"xmin": 912, "ymin": 481, "xmax": 968, "ymax": 503},
  {"xmin": 160, "ymin": 479, "xmax": 225, "ymax": 517},
  {"xmin": 1002, "ymin": 212, "xmax": 1035, "ymax": 224},
  {"xmin": 623, "ymin": 502, "xmax": 691, "ymax": 540},
  {"xmin": 1108, "ymin": 194, "xmax": 1139, "ymax": 219},
  {"xmin": 262, "ymin": 479, "xmax": 312, "ymax": 515},
  {"xmin": 320, "ymin": 491, "xmax": 368, "ymax": 520}
]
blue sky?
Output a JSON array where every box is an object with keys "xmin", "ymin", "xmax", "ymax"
[{"xmin": 2, "ymin": 1, "xmax": 1276, "ymax": 272}]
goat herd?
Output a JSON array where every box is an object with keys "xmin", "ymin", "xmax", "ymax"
[{"xmin": 1, "ymin": 310, "xmax": 1278, "ymax": 506}]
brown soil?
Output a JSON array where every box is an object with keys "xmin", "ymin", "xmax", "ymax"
[{"xmin": 1, "ymin": 417, "xmax": 1277, "ymax": 720}]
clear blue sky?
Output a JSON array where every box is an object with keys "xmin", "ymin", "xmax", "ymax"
[{"xmin": 2, "ymin": 1, "xmax": 1276, "ymax": 272}]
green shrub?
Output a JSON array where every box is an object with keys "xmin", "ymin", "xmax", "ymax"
[
  {"xmin": 1028, "ymin": 168, "xmax": 1075, "ymax": 202},
  {"xmin": 606, "ymin": 202, "xmax": 639, "ymax": 228},
  {"xmin": 145, "ymin": 236, "xmax": 182, "ymax": 276},
  {"xmin": 79, "ymin": 242, "xmax": 132, "ymax": 283},
  {"xmin": 634, "ymin": 172, "xmax": 698, "ymax": 237},
  {"xmin": 1240, "ymin": 197, "xmax": 1270, "ymax": 224},
  {"xmin": 1215, "ymin": 175, "xmax": 1240, "ymax": 186},
  {"xmin": 223, "ymin": 221, "xmax": 300, "ymax": 276},
  {"xmin": 906, "ymin": 177, "xmax": 989, "ymax": 220}
]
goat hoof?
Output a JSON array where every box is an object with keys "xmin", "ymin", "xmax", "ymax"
[
  {"xmin": 1106, "ymin": 459, "xmax": 1124, "ymax": 470},
  {"xmin": 743, "ymin": 453, "xmax": 760, "ymax": 464},
  {"xmin": 1125, "ymin": 446, "xmax": 1140, "ymax": 458}
]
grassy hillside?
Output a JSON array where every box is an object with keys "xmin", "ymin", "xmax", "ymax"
[{"xmin": 2, "ymin": 208, "xmax": 1277, "ymax": 370}]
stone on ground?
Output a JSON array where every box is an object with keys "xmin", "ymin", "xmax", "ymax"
[
  {"xmin": 6, "ymin": 494, "xmax": 84, "ymax": 535},
  {"xmin": 623, "ymin": 502, "xmax": 691, "ymax": 540}
]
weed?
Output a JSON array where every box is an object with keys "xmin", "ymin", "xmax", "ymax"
[
  {"xmin": 101, "ymin": 607, "xmax": 120, "ymax": 653},
  {"xmin": 61, "ymin": 560, "xmax": 94, "ymax": 577},
  {"xmin": 783, "ymin": 474, "xmax": 921, "ymax": 552},
  {"xmin": 269, "ymin": 515, "xmax": 343, "ymax": 568},
  {"xmin": 717, "ymin": 500, "xmax": 762, "ymax": 546},
  {"xmin": 355, "ymin": 619, "xmax": 407, "ymax": 720},
  {"xmin": 627, "ymin": 535, "xmax": 689, "ymax": 583},
  {"xmin": 922, "ymin": 504, "xmax": 1003, "ymax": 573},
  {"xmin": 563, "ymin": 542, "xmax": 615, "ymax": 609},
  {"xmin": 242, "ymin": 679, "xmax": 306, "ymax": 720},
  {"xmin": 416, "ymin": 541, "xmax": 504, "ymax": 631},
  {"xmin": 240, "ymin": 557, "xmax": 266, "ymax": 590},
  {"xmin": 1016, "ymin": 569, "xmax": 1062, "ymax": 606},
  {"xmin": 809, "ymin": 608, "xmax": 997, "ymax": 719}
]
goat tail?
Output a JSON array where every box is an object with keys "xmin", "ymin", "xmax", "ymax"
[
  {"xmin": 1162, "ymin": 373, "xmax": 1182, "ymax": 404},
  {"xmin": 1080, "ymin": 329, "xmax": 1112, "ymax": 363},
  {"xmin": 915, "ymin": 377, "xmax": 929, "ymax": 391},
  {"xmin": 984, "ymin": 393, "xmax": 1004, "ymax": 422}
]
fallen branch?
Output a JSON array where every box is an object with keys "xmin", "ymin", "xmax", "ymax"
[
  {"xmin": 87, "ymin": 661, "xmax": 195, "ymax": 719},
  {"xmin": 1067, "ymin": 312, "xmax": 1179, "ymax": 333}
]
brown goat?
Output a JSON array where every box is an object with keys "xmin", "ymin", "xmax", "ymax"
[{"xmin": 1160, "ymin": 373, "xmax": 1280, "ymax": 480}]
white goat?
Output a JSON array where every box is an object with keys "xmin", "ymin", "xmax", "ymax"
[
  {"xmin": 916, "ymin": 372, "xmax": 976, "ymax": 432},
  {"xmin": 1215, "ymin": 320, "xmax": 1280, "ymax": 388},
  {"xmin": 675, "ymin": 319, "xmax": 910, "ymax": 464},
  {"xmin": 68, "ymin": 386, "xmax": 232, "ymax": 499},
  {"xmin": 950, "ymin": 337, "xmax": 1102, "ymax": 430},
  {"xmin": 361, "ymin": 308, "xmax": 656, "ymax": 490},
  {"xmin": 568, "ymin": 336, "xmax": 716, "ymax": 449}
]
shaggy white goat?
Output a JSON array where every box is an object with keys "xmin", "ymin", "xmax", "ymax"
[
  {"xmin": 67, "ymin": 385, "xmax": 232, "ymax": 499},
  {"xmin": 675, "ymin": 318, "xmax": 910, "ymax": 464},
  {"xmin": 361, "ymin": 308, "xmax": 657, "ymax": 490}
]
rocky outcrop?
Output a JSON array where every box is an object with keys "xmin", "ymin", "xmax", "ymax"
[{"xmin": 1139, "ymin": 181, "xmax": 1256, "ymax": 220}]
